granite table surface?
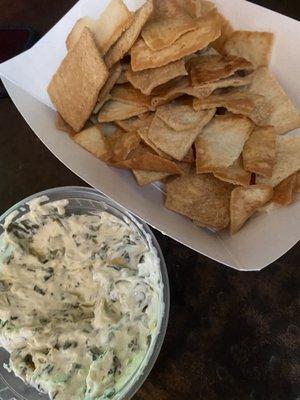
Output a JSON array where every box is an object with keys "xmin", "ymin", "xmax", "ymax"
[{"xmin": 0, "ymin": 0, "xmax": 299, "ymax": 399}]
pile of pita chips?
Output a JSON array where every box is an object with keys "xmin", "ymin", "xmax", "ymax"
[{"xmin": 49, "ymin": 0, "xmax": 300, "ymax": 235}]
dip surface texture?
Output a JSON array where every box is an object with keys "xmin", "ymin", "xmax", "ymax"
[{"xmin": 0, "ymin": 198, "xmax": 161, "ymax": 400}]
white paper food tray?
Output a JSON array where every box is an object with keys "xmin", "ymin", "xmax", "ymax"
[{"xmin": 0, "ymin": 0, "xmax": 299, "ymax": 271}]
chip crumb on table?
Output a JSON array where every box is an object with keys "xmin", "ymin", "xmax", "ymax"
[{"xmin": 47, "ymin": 0, "xmax": 300, "ymax": 235}]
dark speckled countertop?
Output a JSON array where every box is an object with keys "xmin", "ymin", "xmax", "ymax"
[{"xmin": 0, "ymin": 1, "xmax": 299, "ymax": 399}]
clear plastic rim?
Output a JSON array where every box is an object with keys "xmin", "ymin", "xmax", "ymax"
[{"xmin": 0, "ymin": 186, "xmax": 170, "ymax": 400}]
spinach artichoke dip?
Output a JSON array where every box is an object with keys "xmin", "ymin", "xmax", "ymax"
[{"xmin": 0, "ymin": 197, "xmax": 162, "ymax": 400}]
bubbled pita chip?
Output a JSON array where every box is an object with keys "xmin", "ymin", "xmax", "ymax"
[
  {"xmin": 73, "ymin": 125, "xmax": 112, "ymax": 161},
  {"xmin": 165, "ymin": 173, "xmax": 232, "ymax": 229},
  {"xmin": 98, "ymin": 99, "xmax": 148, "ymax": 122},
  {"xmin": 110, "ymin": 83, "xmax": 153, "ymax": 109},
  {"xmin": 105, "ymin": 0, "xmax": 154, "ymax": 68},
  {"xmin": 125, "ymin": 59, "xmax": 187, "ymax": 95},
  {"xmin": 66, "ymin": 0, "xmax": 134, "ymax": 54},
  {"xmin": 108, "ymin": 129, "xmax": 141, "ymax": 161},
  {"xmin": 111, "ymin": 143, "xmax": 184, "ymax": 174},
  {"xmin": 223, "ymin": 30, "xmax": 274, "ymax": 68},
  {"xmin": 93, "ymin": 62, "xmax": 122, "ymax": 114},
  {"xmin": 195, "ymin": 114, "xmax": 253, "ymax": 173},
  {"xmin": 48, "ymin": 28, "xmax": 108, "ymax": 132},
  {"xmin": 272, "ymin": 173, "xmax": 297, "ymax": 206},
  {"xmin": 230, "ymin": 185, "xmax": 273, "ymax": 233},
  {"xmin": 242, "ymin": 125, "xmax": 276, "ymax": 178},
  {"xmin": 149, "ymin": 109, "xmax": 215, "ymax": 160},
  {"xmin": 189, "ymin": 54, "xmax": 253, "ymax": 86},
  {"xmin": 193, "ymin": 91, "xmax": 271, "ymax": 125},
  {"xmin": 141, "ymin": 0, "xmax": 198, "ymax": 51},
  {"xmin": 156, "ymin": 100, "xmax": 214, "ymax": 130},
  {"xmin": 214, "ymin": 157, "xmax": 251, "ymax": 187},
  {"xmin": 130, "ymin": 10, "xmax": 221, "ymax": 71},
  {"xmin": 256, "ymin": 136, "xmax": 300, "ymax": 187},
  {"xmin": 246, "ymin": 67, "xmax": 300, "ymax": 134}
]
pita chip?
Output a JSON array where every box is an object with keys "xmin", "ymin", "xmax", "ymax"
[
  {"xmin": 246, "ymin": 67, "xmax": 300, "ymax": 134},
  {"xmin": 230, "ymin": 185, "xmax": 273, "ymax": 233},
  {"xmin": 132, "ymin": 169, "xmax": 171, "ymax": 185},
  {"xmin": 48, "ymin": 28, "xmax": 108, "ymax": 132},
  {"xmin": 214, "ymin": 157, "xmax": 251, "ymax": 187},
  {"xmin": 193, "ymin": 91, "xmax": 271, "ymax": 125},
  {"xmin": 295, "ymin": 172, "xmax": 300, "ymax": 193},
  {"xmin": 114, "ymin": 114, "xmax": 153, "ymax": 131},
  {"xmin": 130, "ymin": 10, "xmax": 221, "ymax": 71},
  {"xmin": 195, "ymin": 114, "xmax": 253, "ymax": 173},
  {"xmin": 223, "ymin": 30, "xmax": 274, "ymax": 68},
  {"xmin": 55, "ymin": 113, "xmax": 75, "ymax": 135},
  {"xmin": 66, "ymin": 0, "xmax": 133, "ymax": 54},
  {"xmin": 110, "ymin": 83, "xmax": 153, "ymax": 109},
  {"xmin": 165, "ymin": 173, "xmax": 232, "ymax": 230},
  {"xmin": 211, "ymin": 12, "xmax": 234, "ymax": 53},
  {"xmin": 111, "ymin": 143, "xmax": 184, "ymax": 174},
  {"xmin": 141, "ymin": 0, "xmax": 198, "ymax": 51},
  {"xmin": 98, "ymin": 99, "xmax": 148, "ymax": 122},
  {"xmin": 242, "ymin": 125, "xmax": 276, "ymax": 178},
  {"xmin": 157, "ymin": 100, "xmax": 215, "ymax": 130},
  {"xmin": 149, "ymin": 110, "xmax": 215, "ymax": 160},
  {"xmin": 93, "ymin": 62, "xmax": 122, "ymax": 114},
  {"xmin": 73, "ymin": 125, "xmax": 112, "ymax": 161},
  {"xmin": 189, "ymin": 54, "xmax": 253, "ymax": 86},
  {"xmin": 272, "ymin": 173, "xmax": 297, "ymax": 205},
  {"xmin": 125, "ymin": 59, "xmax": 187, "ymax": 95},
  {"xmin": 256, "ymin": 136, "xmax": 300, "ymax": 187},
  {"xmin": 107, "ymin": 130, "xmax": 141, "ymax": 161},
  {"xmin": 105, "ymin": 0, "xmax": 154, "ymax": 68}
]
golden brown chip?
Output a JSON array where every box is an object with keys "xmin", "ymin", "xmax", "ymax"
[
  {"xmin": 132, "ymin": 169, "xmax": 171, "ymax": 185},
  {"xmin": 109, "ymin": 130, "xmax": 141, "ymax": 161},
  {"xmin": 214, "ymin": 157, "xmax": 251, "ymax": 187},
  {"xmin": 151, "ymin": 73, "xmax": 254, "ymax": 107},
  {"xmin": 137, "ymin": 125, "xmax": 171, "ymax": 159},
  {"xmin": 211, "ymin": 12, "xmax": 234, "ymax": 53},
  {"xmin": 165, "ymin": 173, "xmax": 232, "ymax": 229},
  {"xmin": 245, "ymin": 67, "xmax": 300, "ymax": 134},
  {"xmin": 149, "ymin": 109, "xmax": 215, "ymax": 160},
  {"xmin": 114, "ymin": 114, "xmax": 153, "ymax": 132},
  {"xmin": 175, "ymin": 0, "xmax": 203, "ymax": 17},
  {"xmin": 55, "ymin": 113, "xmax": 75, "ymax": 135},
  {"xmin": 105, "ymin": 0, "xmax": 154, "ymax": 68},
  {"xmin": 98, "ymin": 100, "xmax": 148, "ymax": 122},
  {"xmin": 130, "ymin": 10, "xmax": 221, "ymax": 71},
  {"xmin": 189, "ymin": 54, "xmax": 253, "ymax": 86},
  {"xmin": 196, "ymin": 114, "xmax": 253, "ymax": 173},
  {"xmin": 93, "ymin": 62, "xmax": 122, "ymax": 114},
  {"xmin": 242, "ymin": 126, "xmax": 276, "ymax": 178},
  {"xmin": 66, "ymin": 0, "xmax": 134, "ymax": 54},
  {"xmin": 272, "ymin": 174, "xmax": 297, "ymax": 205},
  {"xmin": 141, "ymin": 0, "xmax": 198, "ymax": 51},
  {"xmin": 125, "ymin": 59, "xmax": 187, "ymax": 95},
  {"xmin": 223, "ymin": 30, "xmax": 274, "ymax": 68},
  {"xmin": 111, "ymin": 143, "xmax": 184, "ymax": 174},
  {"xmin": 256, "ymin": 136, "xmax": 300, "ymax": 187},
  {"xmin": 48, "ymin": 28, "xmax": 108, "ymax": 132},
  {"xmin": 156, "ymin": 100, "xmax": 214, "ymax": 130},
  {"xmin": 110, "ymin": 83, "xmax": 152, "ymax": 109},
  {"xmin": 193, "ymin": 91, "xmax": 271, "ymax": 125},
  {"xmin": 230, "ymin": 185, "xmax": 273, "ymax": 233},
  {"xmin": 73, "ymin": 125, "xmax": 112, "ymax": 161}
]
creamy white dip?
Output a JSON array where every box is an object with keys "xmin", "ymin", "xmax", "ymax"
[{"xmin": 0, "ymin": 197, "xmax": 162, "ymax": 400}]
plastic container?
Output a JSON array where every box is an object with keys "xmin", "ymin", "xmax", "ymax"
[{"xmin": 0, "ymin": 186, "xmax": 170, "ymax": 400}]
